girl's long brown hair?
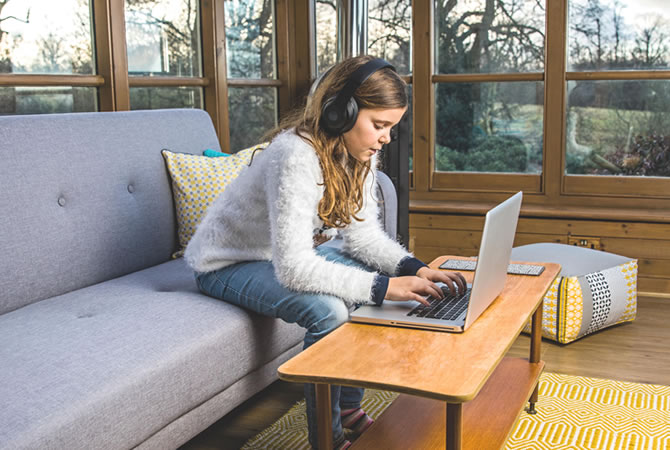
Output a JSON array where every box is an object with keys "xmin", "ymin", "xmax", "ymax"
[{"xmin": 265, "ymin": 55, "xmax": 407, "ymax": 229}]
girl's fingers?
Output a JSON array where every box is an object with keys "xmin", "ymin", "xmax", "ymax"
[
  {"xmin": 412, "ymin": 293, "xmax": 430, "ymax": 306},
  {"xmin": 427, "ymin": 283, "xmax": 443, "ymax": 299},
  {"xmin": 439, "ymin": 275, "xmax": 459, "ymax": 295},
  {"xmin": 441, "ymin": 272, "xmax": 466, "ymax": 294},
  {"xmin": 450, "ymin": 272, "xmax": 467, "ymax": 292},
  {"xmin": 456, "ymin": 272, "xmax": 467, "ymax": 288}
]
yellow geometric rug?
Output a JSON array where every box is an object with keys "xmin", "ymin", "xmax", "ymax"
[
  {"xmin": 507, "ymin": 373, "xmax": 670, "ymax": 449},
  {"xmin": 242, "ymin": 372, "xmax": 670, "ymax": 450}
]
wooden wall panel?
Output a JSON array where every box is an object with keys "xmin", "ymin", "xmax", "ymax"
[
  {"xmin": 639, "ymin": 278, "xmax": 670, "ymax": 295},
  {"xmin": 410, "ymin": 212, "xmax": 670, "ymax": 296},
  {"xmin": 411, "ymin": 214, "xmax": 670, "ymax": 240}
]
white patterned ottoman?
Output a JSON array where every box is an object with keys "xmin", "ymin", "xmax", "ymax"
[{"xmin": 510, "ymin": 243, "xmax": 637, "ymax": 344}]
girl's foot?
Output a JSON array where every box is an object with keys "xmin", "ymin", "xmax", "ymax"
[
  {"xmin": 334, "ymin": 437, "xmax": 352, "ymax": 450},
  {"xmin": 341, "ymin": 407, "xmax": 374, "ymax": 436}
]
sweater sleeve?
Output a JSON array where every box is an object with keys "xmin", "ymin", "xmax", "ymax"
[
  {"xmin": 339, "ymin": 169, "xmax": 424, "ymax": 276},
  {"xmin": 265, "ymin": 138, "xmax": 379, "ymax": 306}
]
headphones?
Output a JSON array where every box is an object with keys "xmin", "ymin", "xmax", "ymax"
[{"xmin": 316, "ymin": 58, "xmax": 396, "ymax": 136}]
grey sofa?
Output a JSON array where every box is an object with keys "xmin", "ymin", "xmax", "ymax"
[{"xmin": 0, "ymin": 109, "xmax": 398, "ymax": 450}]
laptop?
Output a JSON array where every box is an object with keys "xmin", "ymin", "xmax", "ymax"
[{"xmin": 350, "ymin": 191, "xmax": 523, "ymax": 333}]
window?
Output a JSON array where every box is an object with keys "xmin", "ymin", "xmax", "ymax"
[
  {"xmin": 565, "ymin": 0, "xmax": 670, "ymax": 183},
  {"xmin": 0, "ymin": 0, "xmax": 98, "ymax": 114},
  {"xmin": 368, "ymin": 0, "xmax": 413, "ymax": 171},
  {"xmin": 0, "ymin": 0, "xmax": 298, "ymax": 156},
  {"xmin": 410, "ymin": 0, "xmax": 670, "ymax": 211},
  {"xmin": 224, "ymin": 0, "xmax": 278, "ymax": 151},
  {"xmin": 315, "ymin": 0, "xmax": 337, "ymax": 75},
  {"xmin": 368, "ymin": 0, "xmax": 412, "ymax": 75},
  {"xmin": 125, "ymin": 0, "xmax": 204, "ymax": 110},
  {"xmin": 432, "ymin": 0, "xmax": 546, "ymax": 191}
]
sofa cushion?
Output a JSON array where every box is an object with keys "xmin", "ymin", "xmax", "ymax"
[
  {"xmin": 162, "ymin": 143, "xmax": 268, "ymax": 257},
  {"xmin": 0, "ymin": 258, "xmax": 304, "ymax": 450}
]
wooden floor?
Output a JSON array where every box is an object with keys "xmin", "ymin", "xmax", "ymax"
[{"xmin": 180, "ymin": 295, "xmax": 670, "ymax": 450}]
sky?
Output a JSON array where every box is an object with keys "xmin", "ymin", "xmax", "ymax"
[
  {"xmin": 1, "ymin": 0, "xmax": 90, "ymax": 72},
  {"xmin": 1, "ymin": 0, "xmax": 189, "ymax": 71}
]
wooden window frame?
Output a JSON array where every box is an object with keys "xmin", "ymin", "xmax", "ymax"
[
  {"xmin": 563, "ymin": 70, "xmax": 670, "ymax": 198},
  {"xmin": 0, "ymin": 0, "xmax": 123, "ymax": 110},
  {"xmin": 430, "ymin": 73, "xmax": 544, "ymax": 194},
  {"xmin": 410, "ymin": 0, "xmax": 670, "ymax": 217},
  {"xmin": 0, "ymin": 0, "xmax": 313, "ymax": 155},
  {"xmin": 216, "ymin": 0, "xmax": 314, "ymax": 149}
]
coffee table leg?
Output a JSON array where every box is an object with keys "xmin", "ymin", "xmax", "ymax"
[
  {"xmin": 527, "ymin": 302, "xmax": 543, "ymax": 414},
  {"xmin": 446, "ymin": 402, "xmax": 462, "ymax": 450},
  {"xmin": 315, "ymin": 383, "xmax": 333, "ymax": 450}
]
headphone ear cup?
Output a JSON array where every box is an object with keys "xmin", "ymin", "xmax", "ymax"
[
  {"xmin": 321, "ymin": 97, "xmax": 343, "ymax": 135},
  {"xmin": 339, "ymin": 98, "xmax": 359, "ymax": 134},
  {"xmin": 320, "ymin": 96, "xmax": 359, "ymax": 135}
]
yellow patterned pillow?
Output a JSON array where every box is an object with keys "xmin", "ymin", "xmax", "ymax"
[
  {"xmin": 162, "ymin": 143, "xmax": 268, "ymax": 257},
  {"xmin": 524, "ymin": 260, "xmax": 637, "ymax": 343}
]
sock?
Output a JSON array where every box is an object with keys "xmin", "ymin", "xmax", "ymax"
[
  {"xmin": 334, "ymin": 438, "xmax": 352, "ymax": 450},
  {"xmin": 341, "ymin": 407, "xmax": 374, "ymax": 435}
]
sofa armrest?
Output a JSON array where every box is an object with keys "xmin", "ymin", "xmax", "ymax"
[{"xmin": 375, "ymin": 170, "xmax": 398, "ymax": 240}]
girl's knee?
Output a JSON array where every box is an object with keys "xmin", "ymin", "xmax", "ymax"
[{"xmin": 306, "ymin": 295, "xmax": 350, "ymax": 333}]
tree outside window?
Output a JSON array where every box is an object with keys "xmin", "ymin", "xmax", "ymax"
[
  {"xmin": 224, "ymin": 0, "xmax": 277, "ymax": 151},
  {"xmin": 434, "ymin": 0, "xmax": 545, "ymax": 175},
  {"xmin": 566, "ymin": 0, "xmax": 670, "ymax": 177}
]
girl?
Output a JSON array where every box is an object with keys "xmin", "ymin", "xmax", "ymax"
[{"xmin": 185, "ymin": 55, "xmax": 466, "ymax": 449}]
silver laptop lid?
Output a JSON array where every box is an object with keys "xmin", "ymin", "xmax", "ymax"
[{"xmin": 463, "ymin": 191, "xmax": 522, "ymax": 330}]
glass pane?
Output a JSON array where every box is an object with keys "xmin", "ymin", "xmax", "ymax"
[
  {"xmin": 568, "ymin": 0, "xmax": 670, "ymax": 71},
  {"xmin": 129, "ymin": 86, "xmax": 203, "ymax": 110},
  {"xmin": 125, "ymin": 0, "xmax": 202, "ymax": 77},
  {"xmin": 565, "ymin": 80, "xmax": 670, "ymax": 176},
  {"xmin": 0, "ymin": 86, "xmax": 97, "ymax": 114},
  {"xmin": 0, "ymin": 0, "xmax": 94, "ymax": 74},
  {"xmin": 224, "ymin": 0, "xmax": 275, "ymax": 79},
  {"xmin": 315, "ymin": 0, "xmax": 337, "ymax": 75},
  {"xmin": 435, "ymin": 0, "xmax": 545, "ymax": 74},
  {"xmin": 435, "ymin": 82, "xmax": 544, "ymax": 173},
  {"xmin": 228, "ymin": 87, "xmax": 277, "ymax": 151},
  {"xmin": 368, "ymin": 0, "xmax": 412, "ymax": 75}
]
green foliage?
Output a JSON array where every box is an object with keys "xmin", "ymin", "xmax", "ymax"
[
  {"xmin": 465, "ymin": 136, "xmax": 527, "ymax": 172},
  {"xmin": 436, "ymin": 136, "xmax": 528, "ymax": 173},
  {"xmin": 434, "ymin": 83, "xmax": 477, "ymax": 154},
  {"xmin": 435, "ymin": 145, "xmax": 465, "ymax": 172},
  {"xmin": 565, "ymin": 151, "xmax": 592, "ymax": 175},
  {"xmin": 228, "ymin": 87, "xmax": 275, "ymax": 151}
]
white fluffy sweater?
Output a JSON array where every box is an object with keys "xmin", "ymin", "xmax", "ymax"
[{"xmin": 184, "ymin": 130, "xmax": 414, "ymax": 306}]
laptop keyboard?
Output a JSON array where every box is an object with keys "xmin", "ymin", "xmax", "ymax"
[{"xmin": 407, "ymin": 286, "xmax": 471, "ymax": 321}]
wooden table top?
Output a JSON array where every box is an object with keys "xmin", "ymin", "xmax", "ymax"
[{"xmin": 278, "ymin": 256, "xmax": 560, "ymax": 403}]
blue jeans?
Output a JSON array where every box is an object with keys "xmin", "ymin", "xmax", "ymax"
[{"xmin": 195, "ymin": 246, "xmax": 378, "ymax": 448}]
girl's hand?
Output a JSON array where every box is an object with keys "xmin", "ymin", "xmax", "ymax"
[
  {"xmin": 386, "ymin": 276, "xmax": 444, "ymax": 306},
  {"xmin": 416, "ymin": 267, "xmax": 467, "ymax": 296}
]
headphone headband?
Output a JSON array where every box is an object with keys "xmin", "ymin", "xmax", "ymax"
[{"xmin": 330, "ymin": 58, "xmax": 395, "ymax": 108}]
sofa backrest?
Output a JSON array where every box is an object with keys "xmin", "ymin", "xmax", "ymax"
[{"xmin": 0, "ymin": 109, "xmax": 221, "ymax": 315}]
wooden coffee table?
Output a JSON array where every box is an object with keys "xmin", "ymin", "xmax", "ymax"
[{"xmin": 278, "ymin": 256, "xmax": 560, "ymax": 449}]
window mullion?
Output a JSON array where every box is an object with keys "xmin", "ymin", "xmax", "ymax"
[
  {"xmin": 543, "ymin": 0, "xmax": 568, "ymax": 201},
  {"xmin": 411, "ymin": 0, "xmax": 433, "ymax": 194},
  {"xmin": 201, "ymin": 0, "xmax": 227, "ymax": 152},
  {"xmin": 93, "ymin": 0, "xmax": 130, "ymax": 111}
]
